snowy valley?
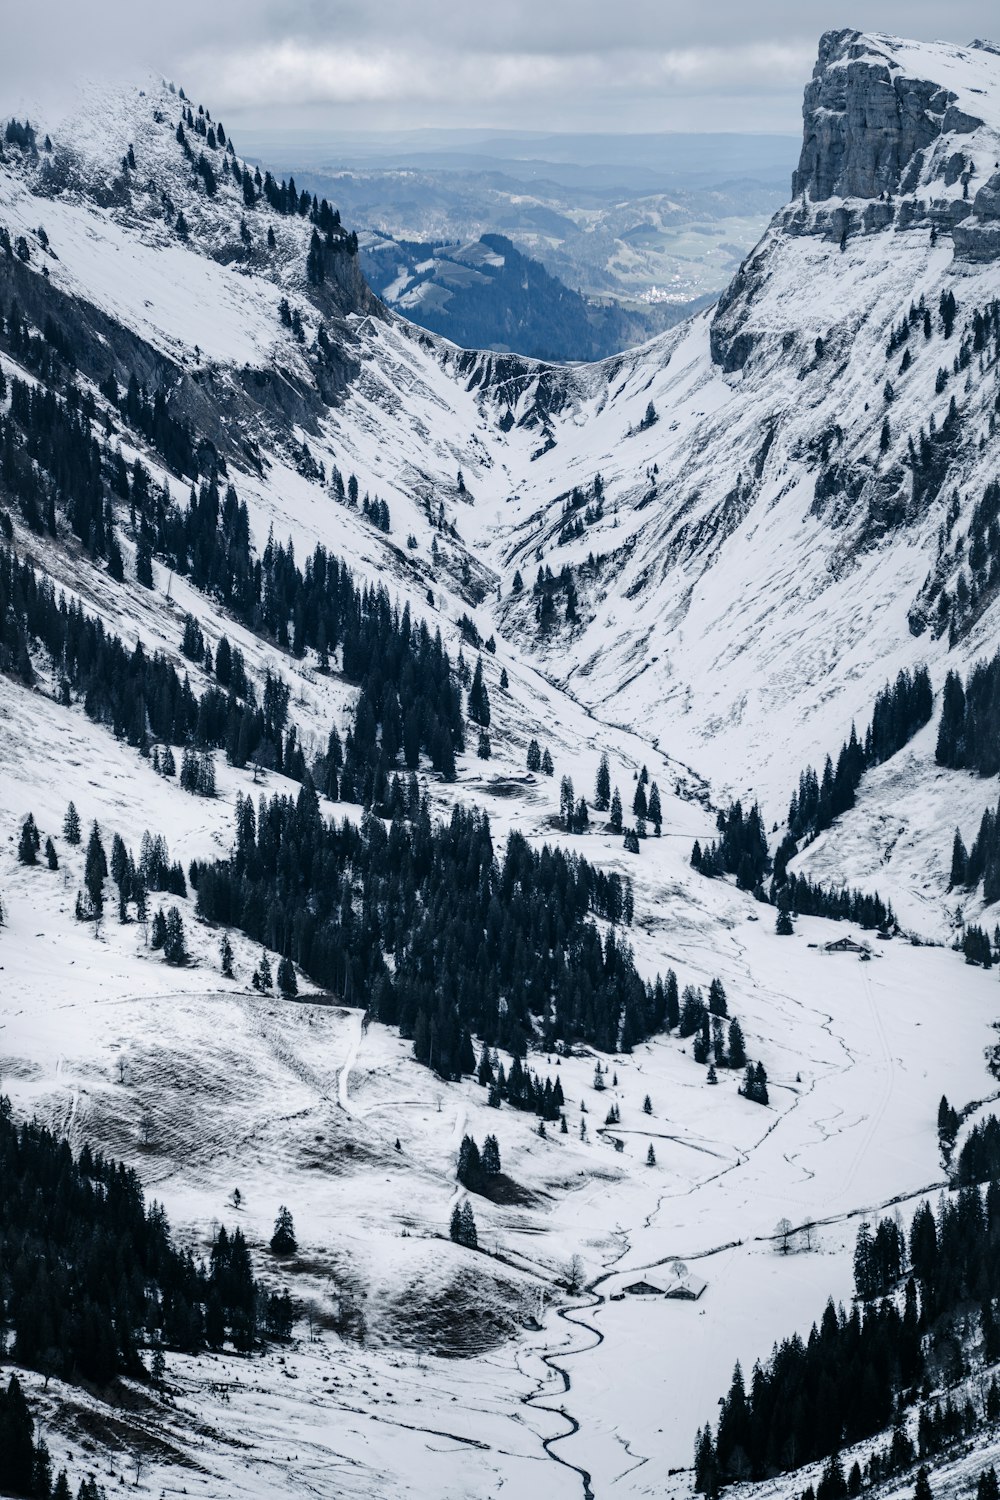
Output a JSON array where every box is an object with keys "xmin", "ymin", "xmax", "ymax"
[{"xmin": 2, "ymin": 25, "xmax": 1000, "ymax": 1500}]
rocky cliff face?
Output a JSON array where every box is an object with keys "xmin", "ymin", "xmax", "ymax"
[
  {"xmin": 711, "ymin": 31, "xmax": 1000, "ymax": 371},
  {"xmin": 777, "ymin": 31, "xmax": 1000, "ymax": 258},
  {"xmin": 791, "ymin": 30, "xmax": 956, "ymax": 203}
]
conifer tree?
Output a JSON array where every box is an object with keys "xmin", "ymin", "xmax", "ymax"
[
  {"xmin": 526, "ymin": 738, "xmax": 541, "ymax": 772},
  {"xmin": 220, "ymin": 933, "xmax": 234, "ymax": 977},
  {"xmin": 0, "ymin": 1374, "xmax": 36, "ymax": 1495},
  {"xmin": 560, "ymin": 776, "xmax": 575, "ymax": 830},
  {"xmin": 150, "ymin": 907, "xmax": 168, "ymax": 949},
  {"xmin": 610, "ymin": 788, "xmax": 623, "ymax": 833},
  {"xmin": 468, "ymin": 656, "xmax": 491, "ymax": 727},
  {"xmin": 950, "ymin": 829, "xmax": 968, "ymax": 887},
  {"xmin": 44, "ymin": 836, "xmax": 58, "ymax": 870},
  {"xmin": 665, "ymin": 970, "xmax": 680, "ymax": 1030},
  {"xmin": 694, "ymin": 1426, "xmax": 717, "ymax": 1495},
  {"xmin": 541, "ymin": 747, "xmax": 554, "ymax": 776},
  {"xmin": 458, "ymin": 1134, "xmax": 482, "ymax": 1188},
  {"xmin": 708, "ymin": 978, "xmax": 728, "ymax": 1017},
  {"xmin": 459, "ymin": 1200, "xmax": 478, "ymax": 1248},
  {"xmin": 136, "ymin": 539, "xmax": 153, "ymax": 587},
  {"xmin": 17, "ymin": 814, "xmax": 39, "ymax": 865},
  {"xmin": 978, "ymin": 1470, "xmax": 999, "ymax": 1500},
  {"xmin": 647, "ymin": 1143, "xmax": 656, "ymax": 1165},
  {"xmin": 63, "ymin": 801, "xmax": 81, "ymax": 845},
  {"xmin": 269, "ymin": 1205, "xmax": 297, "ymax": 1255},
  {"xmin": 163, "ymin": 906, "xmax": 188, "ymax": 965},
  {"xmin": 648, "ymin": 781, "xmax": 662, "ymax": 834},
  {"xmin": 595, "ymin": 753, "xmax": 611, "ymax": 811},
  {"xmin": 84, "ymin": 821, "xmax": 107, "ymax": 915}
]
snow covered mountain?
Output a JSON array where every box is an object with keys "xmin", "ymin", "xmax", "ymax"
[{"xmin": 2, "ymin": 28, "xmax": 1000, "ymax": 1500}]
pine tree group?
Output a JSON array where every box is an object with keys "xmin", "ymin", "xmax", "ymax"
[{"xmin": 449, "ymin": 1200, "xmax": 478, "ymax": 1248}]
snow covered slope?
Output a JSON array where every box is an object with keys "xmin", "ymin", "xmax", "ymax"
[
  {"xmin": 6, "ymin": 38, "xmax": 1000, "ymax": 910},
  {"xmin": 2, "ymin": 29, "xmax": 1000, "ymax": 1500}
]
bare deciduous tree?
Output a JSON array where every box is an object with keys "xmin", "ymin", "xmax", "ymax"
[{"xmin": 566, "ymin": 1254, "xmax": 585, "ymax": 1294}]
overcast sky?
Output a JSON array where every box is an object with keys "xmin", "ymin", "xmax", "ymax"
[{"xmin": 2, "ymin": 0, "xmax": 998, "ymax": 135}]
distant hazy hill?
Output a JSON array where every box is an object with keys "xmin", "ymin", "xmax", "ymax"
[
  {"xmin": 238, "ymin": 128, "xmax": 794, "ymax": 336},
  {"xmin": 361, "ymin": 231, "xmax": 703, "ymax": 360}
]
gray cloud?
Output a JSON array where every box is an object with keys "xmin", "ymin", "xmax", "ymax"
[{"xmin": 0, "ymin": 0, "xmax": 997, "ymax": 133}]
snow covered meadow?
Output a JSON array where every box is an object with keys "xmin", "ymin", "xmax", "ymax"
[{"xmin": 2, "ymin": 683, "xmax": 998, "ymax": 1497}]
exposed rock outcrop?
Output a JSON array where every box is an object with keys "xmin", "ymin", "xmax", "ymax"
[
  {"xmin": 711, "ymin": 26, "xmax": 1000, "ymax": 369},
  {"xmin": 791, "ymin": 29, "xmax": 955, "ymax": 203}
]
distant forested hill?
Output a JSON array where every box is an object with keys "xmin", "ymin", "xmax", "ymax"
[{"xmin": 361, "ymin": 233, "xmax": 705, "ymax": 361}]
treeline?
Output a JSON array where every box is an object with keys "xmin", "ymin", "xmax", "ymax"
[
  {"xmin": 940, "ymin": 651, "xmax": 1000, "ymax": 901},
  {"xmin": 949, "ymin": 473, "xmax": 1000, "ymax": 642},
  {"xmin": 692, "ymin": 807, "xmax": 896, "ymax": 932},
  {"xmin": 779, "ymin": 873, "xmax": 895, "ymax": 932},
  {"xmin": 0, "ymin": 1097, "xmax": 290, "ymax": 1392},
  {"xmin": 475, "ymin": 1047, "xmax": 566, "ymax": 1119},
  {"xmin": 691, "ymin": 801, "xmax": 770, "ymax": 891},
  {"xmin": 100, "ymin": 369, "xmax": 200, "ymax": 479},
  {"xmin": 0, "ymin": 290, "xmax": 77, "ymax": 391},
  {"xmin": 0, "ymin": 543, "xmax": 293, "ymax": 773},
  {"xmin": 949, "ymin": 811, "xmax": 1000, "ymax": 905},
  {"xmin": 0, "ymin": 527, "xmax": 461, "ymax": 806},
  {"xmin": 172, "ymin": 99, "xmax": 351, "ymax": 246},
  {"xmin": 0, "ymin": 1369, "xmax": 106, "ymax": 1500},
  {"xmin": 786, "ymin": 667, "xmax": 932, "ymax": 843},
  {"xmin": 194, "ymin": 789, "xmax": 666, "ymax": 1070},
  {"xmin": 956, "ymin": 1115, "xmax": 1000, "ymax": 1186},
  {"xmin": 1, "ymin": 365, "xmax": 104, "ymax": 549},
  {"xmin": 916, "ymin": 289, "xmax": 1000, "ymax": 644},
  {"xmin": 689, "ymin": 672, "xmax": 909, "ymax": 931},
  {"xmin": 937, "ymin": 653, "xmax": 1000, "ymax": 776},
  {"xmin": 696, "ymin": 1179, "xmax": 1000, "ymax": 1491},
  {"xmin": 134, "ymin": 479, "xmax": 465, "ymax": 782},
  {"xmin": 0, "ymin": 320, "xmax": 465, "ymax": 790}
]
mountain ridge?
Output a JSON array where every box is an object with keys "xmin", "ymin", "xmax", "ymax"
[{"xmin": 3, "ymin": 36, "xmax": 1000, "ymax": 932}]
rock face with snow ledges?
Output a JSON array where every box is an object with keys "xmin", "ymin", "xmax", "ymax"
[
  {"xmin": 786, "ymin": 30, "xmax": 1000, "ymax": 256},
  {"xmin": 792, "ymin": 30, "xmax": 962, "ymax": 204}
]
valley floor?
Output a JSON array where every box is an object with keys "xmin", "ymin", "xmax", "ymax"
[{"xmin": 1, "ymin": 668, "xmax": 997, "ymax": 1499}]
